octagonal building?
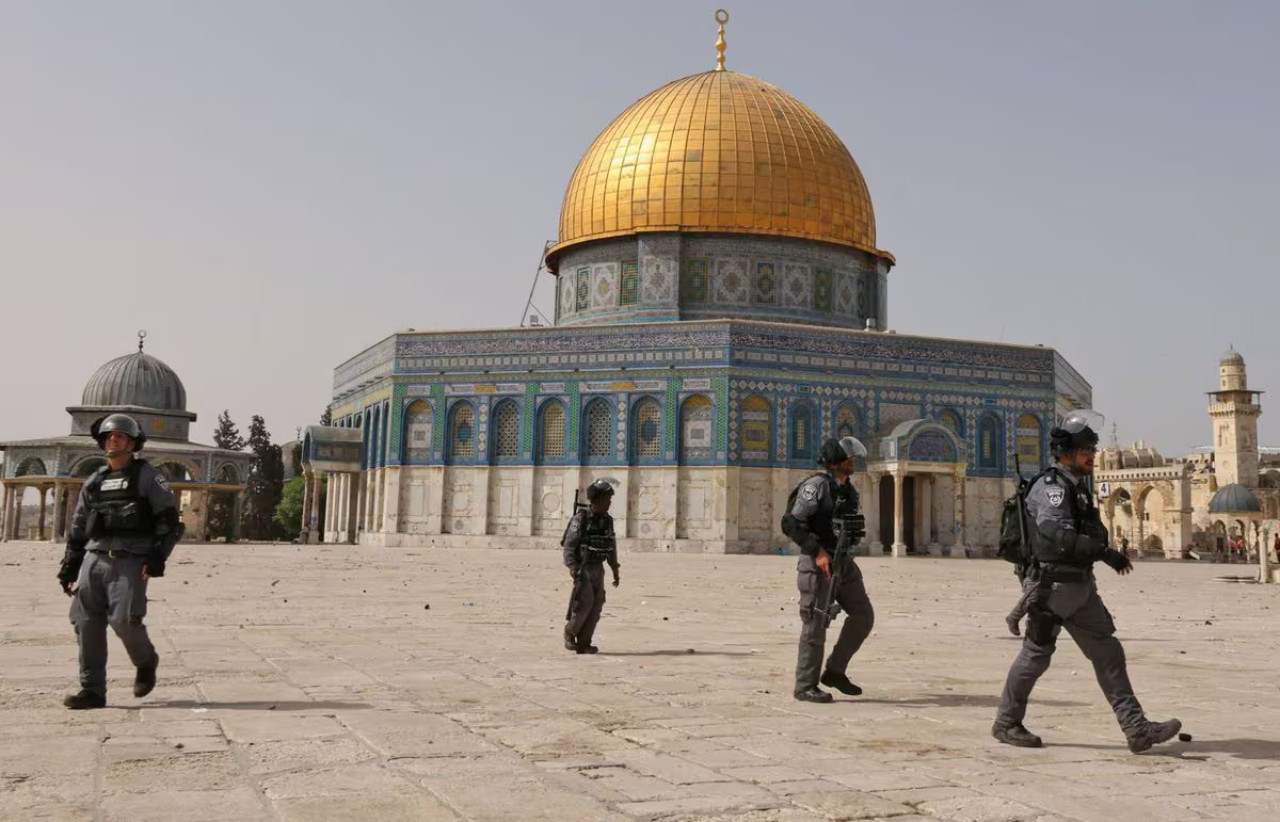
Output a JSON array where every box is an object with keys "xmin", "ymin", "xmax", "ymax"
[{"xmin": 306, "ymin": 33, "xmax": 1091, "ymax": 555}]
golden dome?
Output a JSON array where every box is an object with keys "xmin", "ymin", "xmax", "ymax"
[{"xmin": 549, "ymin": 69, "xmax": 893, "ymax": 266}]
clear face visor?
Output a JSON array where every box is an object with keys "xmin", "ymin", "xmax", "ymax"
[
  {"xmin": 838, "ymin": 436, "xmax": 868, "ymax": 459},
  {"xmin": 1059, "ymin": 409, "xmax": 1104, "ymax": 435}
]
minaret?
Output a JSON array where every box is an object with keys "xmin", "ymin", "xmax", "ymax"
[{"xmin": 1207, "ymin": 347, "xmax": 1263, "ymax": 487}]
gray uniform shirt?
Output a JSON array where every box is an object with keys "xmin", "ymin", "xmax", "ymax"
[{"xmin": 71, "ymin": 460, "xmax": 177, "ymax": 555}]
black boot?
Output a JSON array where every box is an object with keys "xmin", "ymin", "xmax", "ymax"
[
  {"xmin": 820, "ymin": 669, "xmax": 863, "ymax": 696},
  {"xmin": 564, "ymin": 635, "xmax": 578, "ymax": 652},
  {"xmin": 992, "ymin": 722, "xmax": 1042, "ymax": 748},
  {"xmin": 793, "ymin": 686, "xmax": 833, "ymax": 704},
  {"xmin": 63, "ymin": 689, "xmax": 106, "ymax": 710},
  {"xmin": 1127, "ymin": 718, "xmax": 1182, "ymax": 753},
  {"xmin": 134, "ymin": 656, "xmax": 158, "ymax": 698},
  {"xmin": 576, "ymin": 645, "xmax": 598, "ymax": 654}
]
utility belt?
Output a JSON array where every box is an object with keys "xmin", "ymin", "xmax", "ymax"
[
  {"xmin": 1038, "ymin": 563, "xmax": 1094, "ymax": 584},
  {"xmin": 89, "ymin": 549, "xmax": 144, "ymax": 560}
]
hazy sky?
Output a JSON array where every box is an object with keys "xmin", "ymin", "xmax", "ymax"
[{"xmin": 2, "ymin": 1, "xmax": 1276, "ymax": 457}]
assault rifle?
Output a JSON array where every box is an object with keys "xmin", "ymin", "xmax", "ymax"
[{"xmin": 815, "ymin": 495, "xmax": 866, "ymax": 629}]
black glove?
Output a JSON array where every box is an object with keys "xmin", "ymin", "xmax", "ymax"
[
  {"xmin": 612, "ymin": 568, "xmax": 620, "ymax": 588},
  {"xmin": 145, "ymin": 554, "xmax": 166, "ymax": 578},
  {"xmin": 57, "ymin": 559, "xmax": 81, "ymax": 595},
  {"xmin": 1101, "ymin": 548, "xmax": 1132, "ymax": 574}
]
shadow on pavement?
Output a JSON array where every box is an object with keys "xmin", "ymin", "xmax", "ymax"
[
  {"xmin": 1058, "ymin": 737, "xmax": 1280, "ymax": 761},
  {"xmin": 150, "ymin": 700, "xmax": 370, "ymax": 711},
  {"xmin": 596, "ymin": 649, "xmax": 756, "ymax": 657},
  {"xmin": 851, "ymin": 692, "xmax": 1089, "ymax": 709}
]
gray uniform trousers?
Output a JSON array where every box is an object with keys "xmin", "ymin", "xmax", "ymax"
[
  {"xmin": 565, "ymin": 563, "xmax": 607, "ymax": 648},
  {"xmin": 997, "ymin": 579, "xmax": 1145, "ymax": 733},
  {"xmin": 795, "ymin": 554, "xmax": 875, "ymax": 692},
  {"xmin": 69, "ymin": 553, "xmax": 157, "ymax": 696}
]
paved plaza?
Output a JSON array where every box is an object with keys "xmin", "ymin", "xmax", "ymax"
[{"xmin": 1, "ymin": 542, "xmax": 1278, "ymax": 822}]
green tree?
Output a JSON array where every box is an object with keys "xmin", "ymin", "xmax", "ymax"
[
  {"xmin": 319, "ymin": 407, "xmax": 332, "ymax": 426},
  {"xmin": 209, "ymin": 410, "xmax": 246, "ymax": 541},
  {"xmin": 242, "ymin": 415, "xmax": 286, "ymax": 540},
  {"xmin": 213, "ymin": 410, "xmax": 246, "ymax": 450},
  {"xmin": 273, "ymin": 475, "xmax": 306, "ymax": 538}
]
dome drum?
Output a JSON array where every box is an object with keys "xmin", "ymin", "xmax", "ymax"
[{"xmin": 553, "ymin": 232, "xmax": 888, "ymax": 331}]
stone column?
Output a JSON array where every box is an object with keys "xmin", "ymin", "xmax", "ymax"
[
  {"xmin": 310, "ymin": 471, "xmax": 325, "ymax": 542},
  {"xmin": 184, "ymin": 489, "xmax": 210, "ymax": 544},
  {"xmin": 13, "ymin": 487, "xmax": 25, "ymax": 541},
  {"xmin": 300, "ymin": 470, "xmax": 315, "ymax": 543},
  {"xmin": 229, "ymin": 491, "xmax": 245, "ymax": 543},
  {"xmin": 66, "ymin": 485, "xmax": 82, "ymax": 539},
  {"xmin": 51, "ymin": 483, "xmax": 67, "ymax": 542},
  {"xmin": 865, "ymin": 472, "xmax": 883, "ymax": 554},
  {"xmin": 346, "ymin": 473, "xmax": 360, "ymax": 543},
  {"xmin": 921, "ymin": 475, "xmax": 937, "ymax": 552},
  {"xmin": 891, "ymin": 472, "xmax": 907, "ymax": 557},
  {"xmin": 37, "ymin": 487, "xmax": 49, "ymax": 542},
  {"xmin": 0, "ymin": 484, "xmax": 10, "ymax": 542},
  {"xmin": 952, "ymin": 466, "xmax": 969, "ymax": 557}
]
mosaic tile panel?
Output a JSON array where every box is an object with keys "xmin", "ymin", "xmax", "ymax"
[
  {"xmin": 680, "ymin": 394, "xmax": 713, "ymax": 462},
  {"xmin": 908, "ymin": 431, "xmax": 958, "ymax": 462},
  {"xmin": 781, "ymin": 262, "xmax": 811, "ymax": 308},
  {"xmin": 523, "ymin": 383, "xmax": 538, "ymax": 454},
  {"xmin": 431, "ymin": 384, "xmax": 446, "ymax": 455},
  {"xmin": 753, "ymin": 262, "xmax": 779, "ymax": 306},
  {"xmin": 567, "ymin": 381, "xmax": 580, "ymax": 452},
  {"xmin": 575, "ymin": 268, "xmax": 590, "ymax": 312},
  {"xmin": 834, "ymin": 271, "xmax": 856, "ymax": 315},
  {"xmin": 712, "ymin": 258, "xmax": 750, "ymax": 305},
  {"xmin": 619, "ymin": 261, "xmax": 639, "ymax": 306},
  {"xmin": 591, "ymin": 263, "xmax": 618, "ymax": 309},
  {"xmin": 682, "ymin": 258, "xmax": 709, "ymax": 303},
  {"xmin": 814, "ymin": 268, "xmax": 833, "ymax": 313}
]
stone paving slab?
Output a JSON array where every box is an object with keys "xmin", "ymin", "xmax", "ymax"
[{"xmin": 2, "ymin": 541, "xmax": 1279, "ymax": 821}]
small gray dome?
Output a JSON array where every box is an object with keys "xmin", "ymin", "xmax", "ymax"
[
  {"xmin": 1208, "ymin": 483, "xmax": 1261, "ymax": 514},
  {"xmin": 81, "ymin": 352, "xmax": 187, "ymax": 411},
  {"xmin": 1220, "ymin": 347, "xmax": 1245, "ymax": 366}
]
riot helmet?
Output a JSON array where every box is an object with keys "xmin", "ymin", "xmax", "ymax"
[
  {"xmin": 90, "ymin": 414, "xmax": 146, "ymax": 452},
  {"xmin": 818, "ymin": 436, "xmax": 867, "ymax": 468},
  {"xmin": 585, "ymin": 478, "xmax": 616, "ymax": 502},
  {"xmin": 1049, "ymin": 409, "xmax": 1102, "ymax": 458}
]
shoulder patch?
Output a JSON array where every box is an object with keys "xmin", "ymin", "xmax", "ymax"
[
  {"xmin": 1045, "ymin": 487, "xmax": 1065, "ymax": 507},
  {"xmin": 155, "ymin": 474, "xmax": 170, "ymax": 492},
  {"xmin": 801, "ymin": 484, "xmax": 818, "ymax": 501}
]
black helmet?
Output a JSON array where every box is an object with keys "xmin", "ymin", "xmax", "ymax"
[
  {"xmin": 90, "ymin": 414, "xmax": 146, "ymax": 452},
  {"xmin": 586, "ymin": 478, "xmax": 616, "ymax": 502},
  {"xmin": 1049, "ymin": 409, "xmax": 1102, "ymax": 458},
  {"xmin": 818, "ymin": 436, "xmax": 868, "ymax": 468}
]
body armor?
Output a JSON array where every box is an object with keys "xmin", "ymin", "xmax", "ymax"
[{"xmin": 86, "ymin": 461, "xmax": 155, "ymax": 540}]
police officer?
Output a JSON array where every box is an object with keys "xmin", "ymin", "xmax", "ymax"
[
  {"xmin": 786, "ymin": 436, "xmax": 874, "ymax": 703},
  {"xmin": 562, "ymin": 479, "xmax": 620, "ymax": 654},
  {"xmin": 56, "ymin": 414, "xmax": 181, "ymax": 709},
  {"xmin": 993, "ymin": 410, "xmax": 1182, "ymax": 752}
]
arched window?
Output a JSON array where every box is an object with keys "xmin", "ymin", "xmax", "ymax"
[
  {"xmin": 538, "ymin": 400, "xmax": 566, "ymax": 463},
  {"xmin": 976, "ymin": 413, "xmax": 1002, "ymax": 471},
  {"xmin": 1016, "ymin": 414, "xmax": 1042, "ymax": 468},
  {"xmin": 680, "ymin": 394, "xmax": 713, "ymax": 463},
  {"xmin": 741, "ymin": 395, "xmax": 772, "ymax": 461},
  {"xmin": 835, "ymin": 403, "xmax": 861, "ymax": 438},
  {"xmin": 404, "ymin": 400, "xmax": 434, "ymax": 464},
  {"xmin": 632, "ymin": 397, "xmax": 662, "ymax": 462},
  {"xmin": 938, "ymin": 408, "xmax": 963, "ymax": 436},
  {"xmin": 447, "ymin": 402, "xmax": 476, "ymax": 464},
  {"xmin": 491, "ymin": 400, "xmax": 520, "ymax": 462},
  {"xmin": 584, "ymin": 398, "xmax": 614, "ymax": 464},
  {"xmin": 790, "ymin": 401, "xmax": 815, "ymax": 462}
]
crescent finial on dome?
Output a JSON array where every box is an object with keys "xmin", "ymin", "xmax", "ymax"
[{"xmin": 715, "ymin": 9, "xmax": 728, "ymax": 71}]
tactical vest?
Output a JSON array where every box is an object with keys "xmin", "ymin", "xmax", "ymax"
[
  {"xmin": 87, "ymin": 460, "xmax": 155, "ymax": 539},
  {"xmin": 577, "ymin": 512, "xmax": 615, "ymax": 562},
  {"xmin": 1031, "ymin": 469, "xmax": 1101, "ymax": 567}
]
